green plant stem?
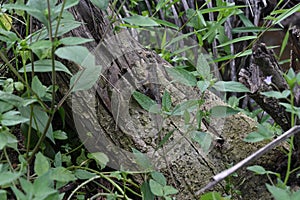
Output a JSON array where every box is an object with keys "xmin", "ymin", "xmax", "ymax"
[
  {"xmin": 27, "ymin": 0, "xmax": 57, "ymax": 164},
  {"xmin": 284, "ymin": 91, "xmax": 295, "ymax": 185}
]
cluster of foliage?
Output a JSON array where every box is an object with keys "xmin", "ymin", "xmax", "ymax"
[{"xmin": 0, "ymin": 0, "xmax": 300, "ymax": 199}]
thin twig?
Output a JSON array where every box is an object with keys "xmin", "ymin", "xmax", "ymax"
[{"xmin": 196, "ymin": 125, "xmax": 300, "ymax": 195}]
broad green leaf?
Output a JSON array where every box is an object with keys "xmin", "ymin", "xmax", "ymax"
[
  {"xmin": 292, "ymin": 190, "xmax": 300, "ymax": 200},
  {"xmin": 210, "ymin": 105, "xmax": 240, "ymax": 118},
  {"xmin": 55, "ymin": 46, "xmax": 90, "ymax": 66},
  {"xmin": 32, "ymin": 76, "xmax": 47, "ymax": 98},
  {"xmin": 243, "ymin": 124, "xmax": 274, "ymax": 143},
  {"xmin": 0, "ymin": 128, "xmax": 18, "ymax": 150},
  {"xmin": 163, "ymin": 185, "xmax": 178, "ymax": 196},
  {"xmin": 34, "ymin": 152, "xmax": 50, "ymax": 176},
  {"xmin": 171, "ymin": 100, "xmax": 199, "ymax": 116},
  {"xmin": 191, "ymin": 131, "xmax": 212, "ymax": 153},
  {"xmin": 123, "ymin": 15, "xmax": 159, "ymax": 27},
  {"xmin": 74, "ymin": 169, "xmax": 96, "ymax": 180},
  {"xmin": 132, "ymin": 91, "xmax": 157, "ymax": 112},
  {"xmin": 132, "ymin": 148, "xmax": 153, "ymax": 170},
  {"xmin": 0, "ymin": 13, "xmax": 12, "ymax": 31},
  {"xmin": 54, "ymin": 152, "xmax": 62, "ymax": 167},
  {"xmin": 261, "ymin": 90, "xmax": 290, "ymax": 99},
  {"xmin": 59, "ymin": 37, "xmax": 94, "ymax": 45},
  {"xmin": 149, "ymin": 180, "xmax": 164, "ymax": 196},
  {"xmin": 196, "ymin": 53, "xmax": 211, "ymax": 79},
  {"xmin": 33, "ymin": 175, "xmax": 58, "ymax": 198},
  {"xmin": 166, "ymin": 67, "xmax": 197, "ymax": 86},
  {"xmin": 90, "ymin": 0, "xmax": 109, "ymax": 10},
  {"xmin": 0, "ymin": 171, "xmax": 21, "ymax": 185},
  {"xmin": 70, "ymin": 65, "xmax": 102, "ymax": 91},
  {"xmin": 0, "ymin": 101, "xmax": 13, "ymax": 114},
  {"xmin": 200, "ymin": 192, "xmax": 223, "ymax": 200},
  {"xmin": 53, "ymin": 130, "xmax": 68, "ymax": 140},
  {"xmin": 0, "ymin": 91, "xmax": 23, "ymax": 106},
  {"xmin": 20, "ymin": 60, "xmax": 72, "ymax": 76},
  {"xmin": 162, "ymin": 90, "xmax": 172, "ymax": 112},
  {"xmin": 197, "ymin": 80, "xmax": 211, "ymax": 92},
  {"xmin": 266, "ymin": 184, "xmax": 291, "ymax": 200},
  {"xmin": 19, "ymin": 105, "xmax": 54, "ymax": 143},
  {"xmin": 50, "ymin": 167, "xmax": 77, "ymax": 182},
  {"xmin": 1, "ymin": 111, "xmax": 29, "ymax": 126},
  {"xmin": 88, "ymin": 152, "xmax": 109, "ymax": 169},
  {"xmin": 151, "ymin": 171, "xmax": 166, "ymax": 186},
  {"xmin": 247, "ymin": 165, "xmax": 267, "ymax": 175},
  {"xmin": 0, "ymin": 190, "xmax": 7, "ymax": 200},
  {"xmin": 19, "ymin": 178, "xmax": 33, "ymax": 197},
  {"xmin": 141, "ymin": 181, "xmax": 155, "ymax": 200},
  {"xmin": 213, "ymin": 81, "xmax": 250, "ymax": 92}
]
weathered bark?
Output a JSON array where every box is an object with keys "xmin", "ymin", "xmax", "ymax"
[{"xmin": 54, "ymin": 1, "xmax": 286, "ymax": 199}]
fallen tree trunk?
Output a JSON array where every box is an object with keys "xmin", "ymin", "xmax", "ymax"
[{"xmin": 54, "ymin": 1, "xmax": 286, "ymax": 199}]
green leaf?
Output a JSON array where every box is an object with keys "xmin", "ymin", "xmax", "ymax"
[
  {"xmin": 191, "ymin": 131, "xmax": 212, "ymax": 153},
  {"xmin": 210, "ymin": 105, "xmax": 240, "ymax": 118},
  {"xmin": 0, "ymin": 171, "xmax": 21, "ymax": 185},
  {"xmin": 32, "ymin": 175, "xmax": 58, "ymax": 198},
  {"xmin": 50, "ymin": 167, "xmax": 77, "ymax": 182},
  {"xmin": 1, "ymin": 111, "xmax": 29, "ymax": 126},
  {"xmin": 0, "ymin": 13, "xmax": 12, "ymax": 31},
  {"xmin": 74, "ymin": 169, "xmax": 96, "ymax": 180},
  {"xmin": 141, "ymin": 181, "xmax": 155, "ymax": 200},
  {"xmin": 19, "ymin": 105, "xmax": 54, "ymax": 143},
  {"xmin": 90, "ymin": 0, "xmax": 109, "ymax": 10},
  {"xmin": 70, "ymin": 65, "xmax": 102, "ymax": 91},
  {"xmin": 171, "ymin": 100, "xmax": 199, "ymax": 116},
  {"xmin": 55, "ymin": 46, "xmax": 90, "ymax": 66},
  {"xmin": 20, "ymin": 60, "xmax": 72, "ymax": 76},
  {"xmin": 197, "ymin": 80, "xmax": 211, "ymax": 92},
  {"xmin": 243, "ymin": 124, "xmax": 274, "ymax": 143},
  {"xmin": 196, "ymin": 53, "xmax": 211, "ymax": 79},
  {"xmin": 247, "ymin": 165, "xmax": 267, "ymax": 175},
  {"xmin": 149, "ymin": 180, "xmax": 164, "ymax": 196},
  {"xmin": 53, "ymin": 130, "xmax": 68, "ymax": 140},
  {"xmin": 0, "ymin": 101, "xmax": 14, "ymax": 114},
  {"xmin": 19, "ymin": 178, "xmax": 33, "ymax": 197},
  {"xmin": 166, "ymin": 67, "xmax": 197, "ymax": 86},
  {"xmin": 54, "ymin": 152, "xmax": 62, "ymax": 167},
  {"xmin": 213, "ymin": 81, "xmax": 250, "ymax": 92},
  {"xmin": 261, "ymin": 90, "xmax": 290, "ymax": 99},
  {"xmin": 59, "ymin": 37, "xmax": 93, "ymax": 45},
  {"xmin": 0, "ymin": 190, "xmax": 7, "ymax": 200},
  {"xmin": 123, "ymin": 15, "xmax": 159, "ymax": 27},
  {"xmin": 162, "ymin": 90, "xmax": 172, "ymax": 112},
  {"xmin": 163, "ymin": 185, "xmax": 178, "ymax": 196},
  {"xmin": 153, "ymin": 18, "xmax": 179, "ymax": 30},
  {"xmin": 151, "ymin": 171, "xmax": 166, "ymax": 186},
  {"xmin": 132, "ymin": 148, "xmax": 153, "ymax": 171},
  {"xmin": 266, "ymin": 184, "xmax": 291, "ymax": 200},
  {"xmin": 132, "ymin": 91, "xmax": 157, "ymax": 112},
  {"xmin": 88, "ymin": 152, "xmax": 109, "ymax": 169},
  {"xmin": 32, "ymin": 76, "xmax": 47, "ymax": 98},
  {"xmin": 156, "ymin": 129, "xmax": 176, "ymax": 150},
  {"xmin": 200, "ymin": 191, "xmax": 223, "ymax": 200},
  {"xmin": 216, "ymin": 35, "xmax": 257, "ymax": 48},
  {"xmin": 272, "ymin": 4, "xmax": 300, "ymax": 26},
  {"xmin": 0, "ymin": 128, "xmax": 18, "ymax": 150},
  {"xmin": 34, "ymin": 152, "xmax": 50, "ymax": 176},
  {"xmin": 0, "ymin": 91, "xmax": 23, "ymax": 106}
]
